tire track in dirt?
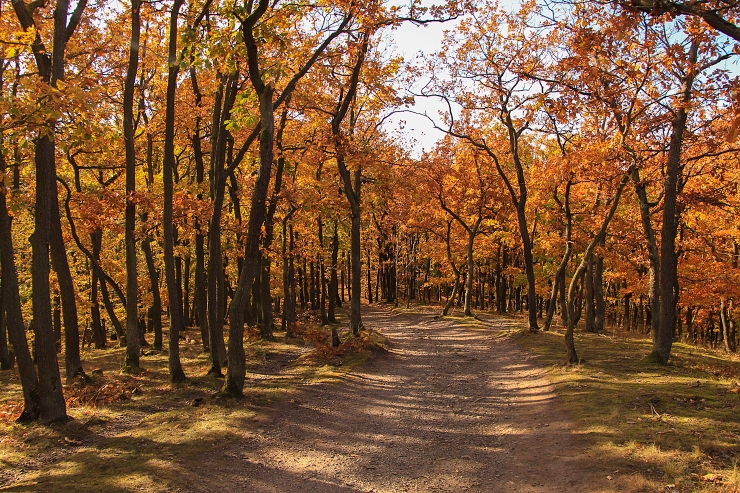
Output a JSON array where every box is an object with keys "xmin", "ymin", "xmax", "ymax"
[{"xmin": 185, "ymin": 306, "xmax": 619, "ymax": 493}]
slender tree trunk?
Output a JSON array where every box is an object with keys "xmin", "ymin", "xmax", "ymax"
[
  {"xmin": 720, "ymin": 299, "xmax": 736, "ymax": 353},
  {"xmin": 650, "ymin": 42, "xmax": 699, "ymax": 365},
  {"xmin": 163, "ymin": 0, "xmax": 186, "ymax": 382},
  {"xmin": 122, "ymin": 0, "xmax": 141, "ymax": 373},
  {"xmin": 50, "ymin": 182, "xmax": 83, "ymax": 379},
  {"xmin": 141, "ymin": 235, "xmax": 163, "ymax": 350},
  {"xmin": 543, "ymin": 184, "xmax": 572, "ymax": 331},
  {"xmin": 206, "ymin": 75, "xmax": 236, "ymax": 376},
  {"xmin": 593, "ymin": 253, "xmax": 605, "ymax": 332},
  {"xmin": 585, "ymin": 255, "xmax": 596, "ymax": 332},
  {"xmin": 0, "ymin": 281, "xmax": 10, "ymax": 370},
  {"xmin": 463, "ymin": 222, "xmax": 480, "ymax": 317},
  {"xmin": 564, "ymin": 173, "xmax": 629, "ymax": 363},
  {"xmin": 632, "ymin": 167, "xmax": 661, "ymax": 337},
  {"xmin": 100, "ymin": 279, "xmax": 124, "ymax": 342},
  {"xmin": 89, "ymin": 231, "xmax": 105, "ymax": 349},
  {"xmin": 0, "ymin": 172, "xmax": 40, "ymax": 420},
  {"xmin": 191, "ymin": 70, "xmax": 210, "ymax": 353},
  {"xmin": 328, "ymin": 221, "xmax": 339, "ymax": 323},
  {"xmin": 281, "ymin": 212, "xmax": 296, "ymax": 336}
]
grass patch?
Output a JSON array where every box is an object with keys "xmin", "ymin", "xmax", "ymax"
[
  {"xmin": 0, "ymin": 309, "xmax": 386, "ymax": 492},
  {"xmin": 514, "ymin": 327, "xmax": 740, "ymax": 493}
]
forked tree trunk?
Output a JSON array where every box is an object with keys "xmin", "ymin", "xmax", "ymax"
[{"xmin": 565, "ymin": 173, "xmax": 629, "ymax": 363}]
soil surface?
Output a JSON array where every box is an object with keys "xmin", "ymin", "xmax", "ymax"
[{"xmin": 182, "ymin": 306, "xmax": 620, "ymax": 493}]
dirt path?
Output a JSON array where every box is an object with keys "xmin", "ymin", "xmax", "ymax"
[{"xmin": 184, "ymin": 306, "xmax": 619, "ymax": 493}]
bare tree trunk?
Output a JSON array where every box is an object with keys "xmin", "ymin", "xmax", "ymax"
[
  {"xmin": 0, "ymin": 173, "xmax": 40, "ymax": 420},
  {"xmin": 720, "ymin": 299, "xmax": 737, "ymax": 353},
  {"xmin": 593, "ymin": 253, "xmax": 605, "ymax": 332},
  {"xmin": 650, "ymin": 42, "xmax": 699, "ymax": 365},
  {"xmin": 141, "ymin": 235, "xmax": 163, "ymax": 350},
  {"xmin": 122, "ymin": 0, "xmax": 141, "ymax": 373},
  {"xmin": 163, "ymin": 0, "xmax": 186, "ymax": 382},
  {"xmin": 328, "ymin": 220, "xmax": 340, "ymax": 323},
  {"xmin": 565, "ymin": 173, "xmax": 629, "ymax": 363}
]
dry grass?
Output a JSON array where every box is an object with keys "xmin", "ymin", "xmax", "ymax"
[
  {"xmin": 514, "ymin": 325, "xmax": 740, "ymax": 493},
  {"xmin": 0, "ymin": 311, "xmax": 388, "ymax": 492}
]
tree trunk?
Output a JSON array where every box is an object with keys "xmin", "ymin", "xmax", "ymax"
[
  {"xmin": 224, "ymin": 81, "xmax": 275, "ymax": 396},
  {"xmin": 163, "ymin": 0, "xmax": 186, "ymax": 383},
  {"xmin": 463, "ymin": 222, "xmax": 480, "ymax": 317},
  {"xmin": 565, "ymin": 173, "xmax": 629, "ymax": 363},
  {"xmin": 141, "ymin": 235, "xmax": 163, "ymax": 350},
  {"xmin": 30, "ymin": 136, "xmax": 68, "ymax": 422},
  {"xmin": 122, "ymin": 0, "xmax": 141, "ymax": 373},
  {"xmin": 585, "ymin": 255, "xmax": 596, "ymax": 332},
  {"xmin": 50, "ymin": 186, "xmax": 83, "ymax": 379},
  {"xmin": 593, "ymin": 253, "xmax": 605, "ymax": 332},
  {"xmin": 282, "ymin": 213, "xmax": 296, "ymax": 336},
  {"xmin": 328, "ymin": 221, "xmax": 339, "ymax": 323},
  {"xmin": 0, "ymin": 281, "xmax": 11, "ymax": 370},
  {"xmin": 206, "ymin": 73, "xmax": 236, "ymax": 376},
  {"xmin": 89, "ymin": 231, "xmax": 105, "ymax": 349},
  {"xmin": 632, "ymin": 168, "xmax": 661, "ymax": 338},
  {"xmin": 0, "ymin": 171, "xmax": 40, "ymax": 420},
  {"xmin": 649, "ymin": 42, "xmax": 699, "ymax": 365},
  {"xmin": 720, "ymin": 299, "xmax": 737, "ymax": 353},
  {"xmin": 366, "ymin": 248, "xmax": 373, "ymax": 305}
]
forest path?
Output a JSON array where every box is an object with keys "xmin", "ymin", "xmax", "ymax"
[{"xmin": 185, "ymin": 306, "xmax": 619, "ymax": 493}]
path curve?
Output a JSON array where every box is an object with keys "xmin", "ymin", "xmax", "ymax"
[{"xmin": 187, "ymin": 306, "xmax": 618, "ymax": 493}]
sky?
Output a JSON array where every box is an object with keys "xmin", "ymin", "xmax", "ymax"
[{"xmin": 382, "ymin": 20, "xmax": 453, "ymax": 156}]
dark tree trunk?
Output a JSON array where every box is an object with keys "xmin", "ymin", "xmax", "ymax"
[
  {"xmin": 0, "ymin": 282, "xmax": 11, "ymax": 370},
  {"xmin": 100, "ymin": 278, "xmax": 124, "ymax": 342},
  {"xmin": 543, "ymin": 182, "xmax": 572, "ymax": 331},
  {"xmin": 30, "ymin": 136, "xmax": 68, "ymax": 422},
  {"xmin": 564, "ymin": 173, "xmax": 629, "ymax": 363},
  {"xmin": 632, "ymin": 168, "xmax": 661, "ymax": 338},
  {"xmin": 183, "ymin": 255, "xmax": 191, "ymax": 326},
  {"xmin": 206, "ymin": 74, "xmax": 236, "ymax": 376},
  {"xmin": 89, "ymin": 231, "xmax": 105, "ymax": 349},
  {"xmin": 141, "ymin": 235, "xmax": 163, "ymax": 350},
  {"xmin": 366, "ymin": 248, "xmax": 373, "ymax": 305},
  {"xmin": 224, "ymin": 83, "xmax": 275, "ymax": 396},
  {"xmin": 585, "ymin": 255, "xmax": 596, "ymax": 332},
  {"xmin": 52, "ymin": 297, "xmax": 61, "ymax": 352},
  {"xmin": 593, "ymin": 253, "xmax": 605, "ymax": 332},
  {"xmin": 720, "ymin": 299, "xmax": 736, "ymax": 353},
  {"xmin": 122, "ymin": 0, "xmax": 141, "ymax": 373},
  {"xmin": 0, "ymin": 171, "xmax": 40, "ymax": 420},
  {"xmin": 191, "ymin": 68, "xmax": 209, "ymax": 353},
  {"xmin": 163, "ymin": 0, "xmax": 186, "ymax": 382},
  {"xmin": 650, "ymin": 42, "xmax": 698, "ymax": 365},
  {"xmin": 282, "ymin": 213, "xmax": 296, "ymax": 336},
  {"xmin": 309, "ymin": 261, "xmax": 317, "ymax": 310},
  {"xmin": 299, "ymin": 261, "xmax": 307, "ymax": 310},
  {"xmin": 328, "ymin": 221, "xmax": 340, "ymax": 323},
  {"xmin": 50, "ymin": 187, "xmax": 83, "ymax": 379}
]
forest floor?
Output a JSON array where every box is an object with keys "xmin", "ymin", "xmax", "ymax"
[{"xmin": 0, "ymin": 304, "xmax": 739, "ymax": 492}]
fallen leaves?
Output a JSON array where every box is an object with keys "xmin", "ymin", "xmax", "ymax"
[{"xmin": 64, "ymin": 376, "xmax": 142, "ymax": 409}]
